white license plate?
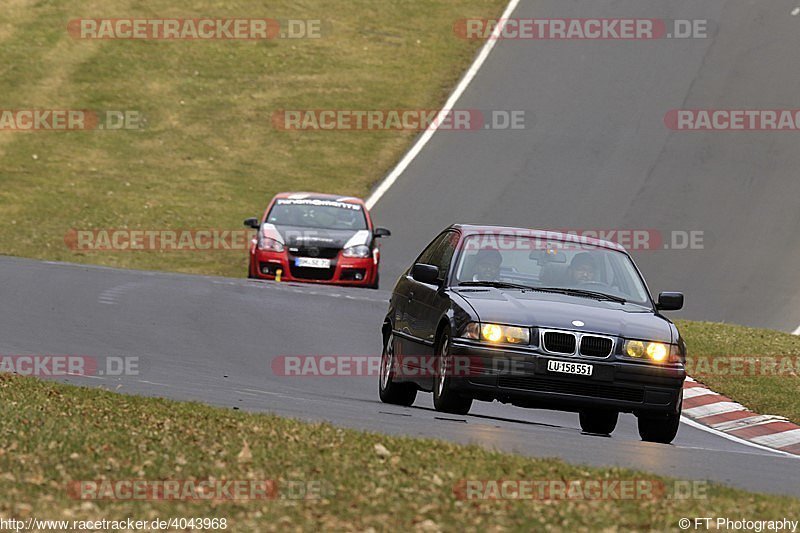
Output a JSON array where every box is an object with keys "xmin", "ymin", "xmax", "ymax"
[
  {"xmin": 295, "ymin": 257, "xmax": 331, "ymax": 269},
  {"xmin": 547, "ymin": 360, "xmax": 593, "ymax": 376}
]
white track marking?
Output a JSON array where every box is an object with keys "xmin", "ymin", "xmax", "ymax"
[
  {"xmin": 792, "ymin": 324, "xmax": 800, "ymax": 335},
  {"xmin": 364, "ymin": 0, "xmax": 522, "ymax": 210},
  {"xmin": 683, "ymin": 401, "xmax": 747, "ymax": 418},
  {"xmin": 680, "ymin": 416, "xmax": 798, "ymax": 458},
  {"xmin": 751, "ymin": 429, "xmax": 800, "ymax": 449},
  {"xmin": 711, "ymin": 414, "xmax": 789, "ymax": 432},
  {"xmin": 682, "ymin": 387, "xmax": 718, "ymax": 399}
]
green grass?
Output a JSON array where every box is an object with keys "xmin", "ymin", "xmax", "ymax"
[
  {"xmin": 678, "ymin": 320, "xmax": 800, "ymax": 424},
  {"xmin": 0, "ymin": 0, "xmax": 506, "ymax": 277},
  {"xmin": 1, "ymin": 373, "xmax": 798, "ymax": 531}
]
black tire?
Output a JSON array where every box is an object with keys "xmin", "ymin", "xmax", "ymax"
[
  {"xmin": 637, "ymin": 412, "xmax": 680, "ymax": 444},
  {"xmin": 378, "ymin": 331, "xmax": 417, "ymax": 406},
  {"xmin": 579, "ymin": 410, "xmax": 619, "ymax": 435},
  {"xmin": 369, "ymin": 273, "xmax": 380, "ymax": 290},
  {"xmin": 432, "ymin": 331, "xmax": 473, "ymax": 415}
]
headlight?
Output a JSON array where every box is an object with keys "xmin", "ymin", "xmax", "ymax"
[
  {"xmin": 257, "ymin": 234, "xmax": 284, "ymax": 252},
  {"xmin": 623, "ymin": 340, "xmax": 673, "ymax": 363},
  {"xmin": 463, "ymin": 322, "xmax": 529, "ymax": 345},
  {"xmin": 342, "ymin": 245, "xmax": 370, "ymax": 258}
]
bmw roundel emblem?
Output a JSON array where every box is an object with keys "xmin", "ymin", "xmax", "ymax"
[{"xmin": 572, "ymin": 320, "xmax": 585, "ymax": 327}]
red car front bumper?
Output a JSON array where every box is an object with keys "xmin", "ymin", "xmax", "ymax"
[{"xmin": 249, "ymin": 248, "xmax": 379, "ymax": 287}]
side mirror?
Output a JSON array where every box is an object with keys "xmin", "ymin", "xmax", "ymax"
[
  {"xmin": 244, "ymin": 217, "xmax": 260, "ymax": 229},
  {"xmin": 374, "ymin": 227, "xmax": 391, "ymax": 238},
  {"xmin": 657, "ymin": 292, "xmax": 684, "ymax": 311},
  {"xmin": 411, "ymin": 263, "xmax": 440, "ymax": 285}
]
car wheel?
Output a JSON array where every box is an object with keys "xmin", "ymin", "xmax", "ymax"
[
  {"xmin": 579, "ymin": 410, "xmax": 618, "ymax": 435},
  {"xmin": 637, "ymin": 411, "xmax": 681, "ymax": 444},
  {"xmin": 433, "ymin": 331, "xmax": 472, "ymax": 415},
  {"xmin": 378, "ymin": 331, "xmax": 417, "ymax": 406}
]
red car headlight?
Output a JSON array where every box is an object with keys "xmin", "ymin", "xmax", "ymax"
[
  {"xmin": 342, "ymin": 245, "xmax": 370, "ymax": 258},
  {"xmin": 258, "ymin": 234, "xmax": 284, "ymax": 252}
]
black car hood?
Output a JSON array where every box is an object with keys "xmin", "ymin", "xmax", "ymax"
[
  {"xmin": 454, "ymin": 288, "xmax": 673, "ymax": 343},
  {"xmin": 266, "ymin": 224, "xmax": 371, "ymax": 249}
]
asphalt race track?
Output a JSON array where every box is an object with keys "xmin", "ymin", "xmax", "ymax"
[{"xmin": 3, "ymin": 0, "xmax": 800, "ymax": 499}]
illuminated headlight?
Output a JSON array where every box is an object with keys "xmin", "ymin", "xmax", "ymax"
[
  {"xmin": 257, "ymin": 234, "xmax": 284, "ymax": 252},
  {"xmin": 463, "ymin": 322, "xmax": 529, "ymax": 345},
  {"xmin": 623, "ymin": 340, "xmax": 675, "ymax": 363},
  {"xmin": 342, "ymin": 245, "xmax": 370, "ymax": 258}
]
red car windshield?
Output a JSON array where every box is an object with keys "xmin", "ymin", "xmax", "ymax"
[{"xmin": 267, "ymin": 198, "xmax": 368, "ymax": 231}]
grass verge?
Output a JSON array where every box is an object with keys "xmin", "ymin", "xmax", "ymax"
[
  {"xmin": 678, "ymin": 320, "xmax": 800, "ymax": 425},
  {"xmin": 1, "ymin": 373, "xmax": 798, "ymax": 531}
]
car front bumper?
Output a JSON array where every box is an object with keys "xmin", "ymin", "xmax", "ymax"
[
  {"xmin": 250, "ymin": 249, "xmax": 378, "ymax": 287},
  {"xmin": 450, "ymin": 339, "xmax": 685, "ymax": 415}
]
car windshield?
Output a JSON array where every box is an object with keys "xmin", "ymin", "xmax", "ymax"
[
  {"xmin": 266, "ymin": 198, "xmax": 367, "ymax": 230},
  {"xmin": 453, "ymin": 234, "xmax": 651, "ymax": 306}
]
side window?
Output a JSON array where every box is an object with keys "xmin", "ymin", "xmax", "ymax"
[
  {"xmin": 416, "ymin": 231, "xmax": 459, "ymax": 273},
  {"xmin": 438, "ymin": 232, "xmax": 460, "ymax": 279}
]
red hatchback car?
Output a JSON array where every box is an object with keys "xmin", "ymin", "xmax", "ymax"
[{"xmin": 244, "ymin": 192, "xmax": 390, "ymax": 288}]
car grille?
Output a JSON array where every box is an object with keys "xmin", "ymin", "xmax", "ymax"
[
  {"xmin": 292, "ymin": 247, "xmax": 341, "ymax": 259},
  {"xmin": 498, "ymin": 376, "xmax": 644, "ymax": 403},
  {"xmin": 543, "ymin": 331, "xmax": 576, "ymax": 354},
  {"xmin": 579, "ymin": 336, "xmax": 614, "ymax": 358}
]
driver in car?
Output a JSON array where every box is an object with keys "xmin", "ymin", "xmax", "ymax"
[
  {"xmin": 472, "ymin": 248, "xmax": 503, "ymax": 281},
  {"xmin": 568, "ymin": 252, "xmax": 599, "ymax": 284}
]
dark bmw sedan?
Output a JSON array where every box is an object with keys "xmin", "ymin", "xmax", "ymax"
[{"xmin": 379, "ymin": 224, "xmax": 687, "ymax": 443}]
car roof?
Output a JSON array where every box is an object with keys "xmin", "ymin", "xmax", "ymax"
[
  {"xmin": 449, "ymin": 224, "xmax": 627, "ymax": 253},
  {"xmin": 272, "ymin": 192, "xmax": 365, "ymax": 205}
]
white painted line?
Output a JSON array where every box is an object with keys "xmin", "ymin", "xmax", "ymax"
[
  {"xmin": 792, "ymin": 324, "xmax": 800, "ymax": 335},
  {"xmin": 711, "ymin": 414, "xmax": 789, "ymax": 432},
  {"xmin": 751, "ymin": 429, "xmax": 800, "ymax": 449},
  {"xmin": 682, "ymin": 387, "xmax": 718, "ymax": 400},
  {"xmin": 136, "ymin": 379, "xmax": 172, "ymax": 387},
  {"xmin": 680, "ymin": 416, "xmax": 798, "ymax": 458},
  {"xmin": 683, "ymin": 401, "xmax": 747, "ymax": 418},
  {"xmin": 792, "ymin": 7, "xmax": 800, "ymax": 16},
  {"xmin": 364, "ymin": 0, "xmax": 522, "ymax": 210}
]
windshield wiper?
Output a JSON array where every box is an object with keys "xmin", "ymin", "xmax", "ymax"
[
  {"xmin": 535, "ymin": 287, "xmax": 627, "ymax": 304},
  {"xmin": 457, "ymin": 282, "xmax": 627, "ymax": 304},
  {"xmin": 458, "ymin": 281, "xmax": 538, "ymax": 291}
]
